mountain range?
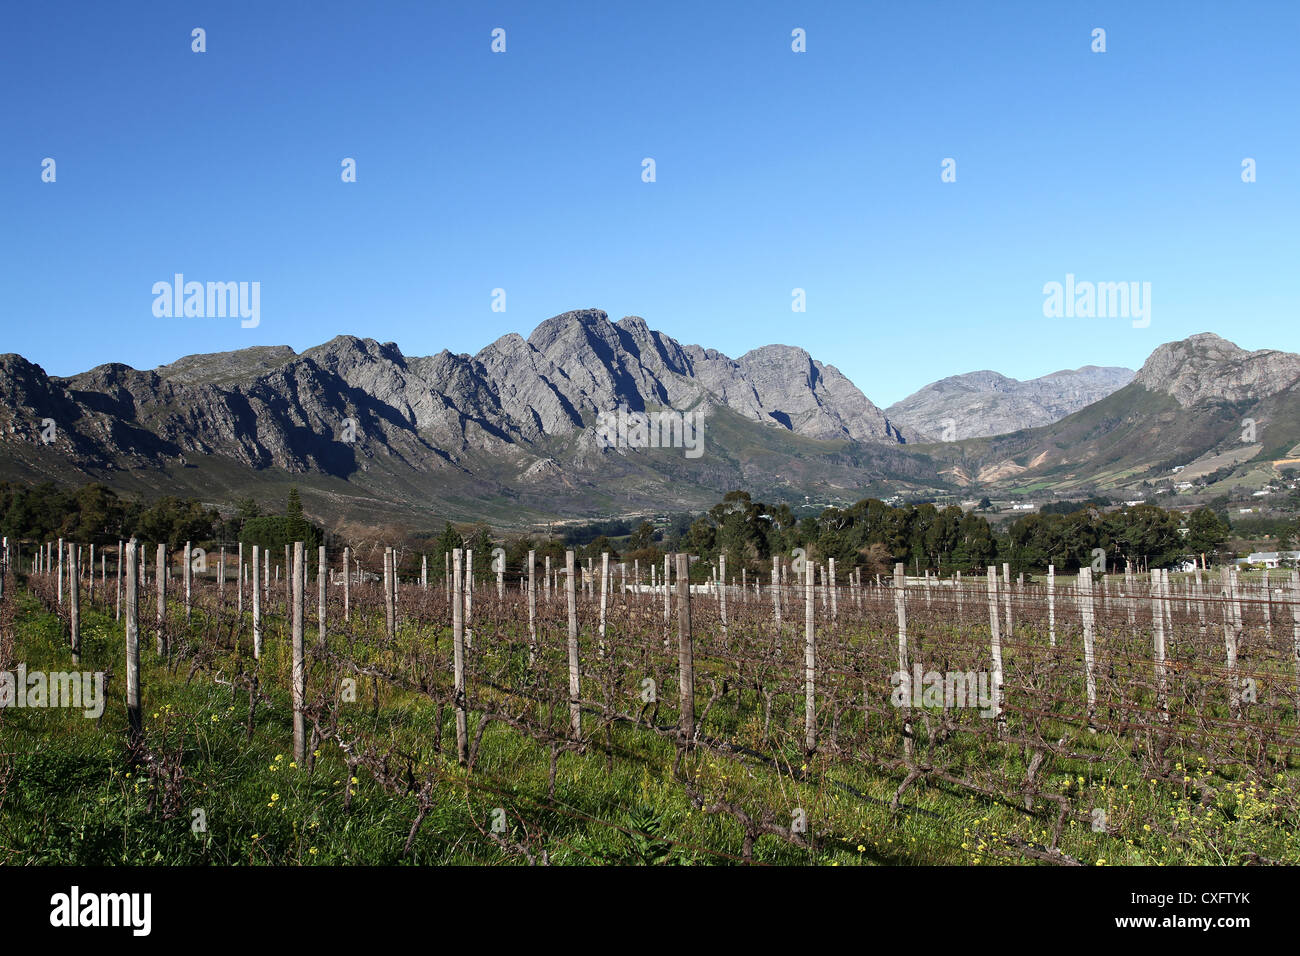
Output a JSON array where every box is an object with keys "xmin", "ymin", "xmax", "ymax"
[
  {"xmin": 886, "ymin": 366, "xmax": 1135, "ymax": 441},
  {"xmin": 2, "ymin": 313, "xmax": 1296, "ymax": 529}
]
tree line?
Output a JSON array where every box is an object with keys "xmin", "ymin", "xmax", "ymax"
[{"xmin": 0, "ymin": 481, "xmax": 1232, "ymax": 581}]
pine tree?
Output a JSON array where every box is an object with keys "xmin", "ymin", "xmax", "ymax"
[{"xmin": 286, "ymin": 487, "xmax": 307, "ymax": 543}]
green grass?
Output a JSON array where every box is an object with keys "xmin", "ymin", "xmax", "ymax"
[{"xmin": 3, "ymin": 586, "xmax": 1298, "ymax": 866}]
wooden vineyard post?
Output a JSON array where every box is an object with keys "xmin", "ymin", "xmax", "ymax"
[
  {"xmin": 566, "ymin": 550, "xmax": 582, "ymax": 741},
  {"xmin": 676, "ymin": 552, "xmax": 695, "ymax": 743},
  {"xmin": 88, "ymin": 543, "xmax": 94, "ymax": 603},
  {"xmin": 342, "ymin": 546, "xmax": 351, "ymax": 622},
  {"xmin": 496, "ymin": 553, "xmax": 504, "ymax": 600},
  {"xmin": 1152, "ymin": 568, "xmax": 1168, "ymax": 722},
  {"xmin": 421, "ymin": 554, "xmax": 427, "ymax": 591},
  {"xmin": 895, "ymin": 563, "xmax": 912, "ymax": 758},
  {"xmin": 116, "ymin": 538, "xmax": 123, "ymax": 621},
  {"xmin": 283, "ymin": 545, "xmax": 291, "ymax": 612},
  {"xmin": 318, "ymin": 545, "xmax": 327, "ymax": 646},
  {"xmin": 252, "ymin": 545, "xmax": 262, "ymax": 659},
  {"xmin": 236, "ymin": 543, "xmax": 244, "ymax": 617},
  {"xmin": 291, "ymin": 542, "xmax": 306, "ymax": 763},
  {"xmin": 452, "ymin": 549, "xmax": 468, "ymax": 764},
  {"xmin": 218, "ymin": 546, "xmax": 225, "ymax": 607},
  {"xmin": 383, "ymin": 548, "xmax": 396, "ymax": 642},
  {"xmin": 986, "ymin": 566, "xmax": 1005, "ymax": 733},
  {"xmin": 1079, "ymin": 567, "xmax": 1097, "ymax": 731},
  {"xmin": 57, "ymin": 537, "xmax": 64, "ymax": 605},
  {"xmin": 124, "ymin": 539, "xmax": 141, "ymax": 743},
  {"xmin": 155, "ymin": 543, "xmax": 167, "ymax": 656},
  {"xmin": 804, "ymin": 556, "xmax": 816, "ymax": 753},
  {"xmin": 1047, "ymin": 564, "xmax": 1056, "ymax": 647},
  {"xmin": 544, "ymin": 554, "xmax": 551, "ymax": 604},
  {"xmin": 527, "ymin": 549, "xmax": 537, "ymax": 665},
  {"xmin": 68, "ymin": 543, "xmax": 81, "ymax": 665}
]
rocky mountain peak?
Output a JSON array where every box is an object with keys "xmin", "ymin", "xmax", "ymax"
[{"xmin": 1134, "ymin": 333, "xmax": 1300, "ymax": 407}]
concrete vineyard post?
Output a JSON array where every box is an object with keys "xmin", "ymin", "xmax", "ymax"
[
  {"xmin": 566, "ymin": 550, "xmax": 582, "ymax": 741},
  {"xmin": 465, "ymin": 549, "xmax": 473, "ymax": 625},
  {"xmin": 1046, "ymin": 564, "xmax": 1056, "ymax": 647},
  {"xmin": 804, "ymin": 557, "xmax": 816, "ymax": 752},
  {"xmin": 124, "ymin": 539, "xmax": 141, "ymax": 742},
  {"xmin": 318, "ymin": 545, "xmax": 326, "ymax": 646},
  {"xmin": 1001, "ymin": 562, "xmax": 1012, "ymax": 638},
  {"xmin": 1152, "ymin": 569, "xmax": 1168, "ymax": 722},
  {"xmin": 68, "ymin": 543, "xmax": 81, "ymax": 664},
  {"xmin": 1222, "ymin": 567, "xmax": 1242, "ymax": 716},
  {"xmin": 1194, "ymin": 566, "xmax": 1206, "ymax": 636},
  {"xmin": 663, "ymin": 554, "xmax": 671, "ymax": 627},
  {"xmin": 771, "ymin": 555, "xmax": 781, "ymax": 632},
  {"xmin": 718, "ymin": 553, "xmax": 728, "ymax": 644},
  {"xmin": 598, "ymin": 551, "xmax": 609, "ymax": 656},
  {"xmin": 383, "ymin": 548, "xmax": 396, "ymax": 642},
  {"xmin": 896, "ymin": 563, "xmax": 912, "ymax": 759},
  {"xmin": 676, "ymin": 552, "xmax": 694, "ymax": 742},
  {"xmin": 252, "ymin": 545, "xmax": 262, "ymax": 659},
  {"xmin": 155, "ymin": 543, "xmax": 167, "ymax": 656},
  {"xmin": 986, "ymin": 566, "xmax": 1005, "ymax": 733},
  {"xmin": 452, "ymin": 549, "xmax": 468, "ymax": 763},
  {"xmin": 829, "ymin": 557, "xmax": 837, "ymax": 622},
  {"xmin": 1290, "ymin": 569, "xmax": 1300, "ymax": 691},
  {"xmin": 342, "ymin": 547, "xmax": 351, "ymax": 622},
  {"xmin": 291, "ymin": 542, "xmax": 306, "ymax": 763},
  {"xmin": 1080, "ymin": 567, "xmax": 1097, "ymax": 730},
  {"xmin": 527, "ymin": 549, "xmax": 537, "ymax": 665}
]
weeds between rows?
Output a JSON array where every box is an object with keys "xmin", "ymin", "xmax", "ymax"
[{"xmin": 3, "ymin": 561, "xmax": 1298, "ymax": 865}]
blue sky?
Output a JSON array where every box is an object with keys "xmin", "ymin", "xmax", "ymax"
[{"xmin": 3, "ymin": 0, "xmax": 1297, "ymax": 407}]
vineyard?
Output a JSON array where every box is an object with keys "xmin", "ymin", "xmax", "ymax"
[{"xmin": 3, "ymin": 539, "xmax": 1299, "ymax": 866}]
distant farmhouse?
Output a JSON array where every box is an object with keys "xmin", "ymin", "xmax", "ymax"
[{"xmin": 1235, "ymin": 551, "xmax": 1300, "ymax": 568}]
